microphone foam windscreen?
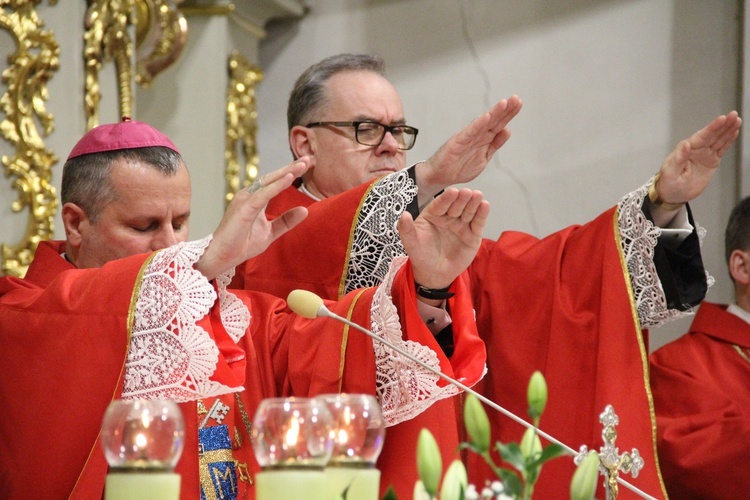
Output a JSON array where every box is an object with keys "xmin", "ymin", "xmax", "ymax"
[{"xmin": 287, "ymin": 289, "xmax": 325, "ymax": 319}]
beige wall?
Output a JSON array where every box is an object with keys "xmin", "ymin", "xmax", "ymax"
[
  {"xmin": 0, "ymin": 0, "xmax": 741, "ymax": 350},
  {"xmin": 254, "ymin": 0, "xmax": 741, "ymax": 351}
]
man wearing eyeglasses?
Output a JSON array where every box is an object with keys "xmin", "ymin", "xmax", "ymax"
[
  {"xmin": 261, "ymin": 53, "xmax": 518, "ymax": 218},
  {"xmin": 234, "ymin": 53, "xmax": 741, "ymax": 499}
]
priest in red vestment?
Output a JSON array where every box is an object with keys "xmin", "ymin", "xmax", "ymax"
[
  {"xmin": 0, "ymin": 119, "xmax": 488, "ymax": 499},
  {"xmin": 650, "ymin": 196, "xmax": 750, "ymax": 499},
  {"xmin": 232, "ymin": 53, "xmax": 742, "ymax": 498}
]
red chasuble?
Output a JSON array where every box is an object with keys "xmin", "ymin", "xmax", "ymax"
[
  {"xmin": 1, "ymin": 238, "xmax": 467, "ymax": 500},
  {"xmin": 236, "ymin": 180, "xmax": 670, "ymax": 499},
  {"xmin": 650, "ymin": 302, "xmax": 750, "ymax": 499}
]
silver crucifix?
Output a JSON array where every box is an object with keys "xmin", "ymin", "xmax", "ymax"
[{"xmin": 575, "ymin": 405, "xmax": 645, "ymax": 500}]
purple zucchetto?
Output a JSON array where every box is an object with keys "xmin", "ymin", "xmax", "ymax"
[{"xmin": 67, "ymin": 117, "xmax": 180, "ymax": 160}]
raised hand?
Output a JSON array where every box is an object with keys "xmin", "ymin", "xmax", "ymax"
[
  {"xmin": 196, "ymin": 157, "xmax": 311, "ymax": 280},
  {"xmin": 415, "ymin": 95, "xmax": 523, "ymax": 200},
  {"xmin": 656, "ymin": 111, "xmax": 741, "ymax": 206},
  {"xmin": 397, "ymin": 188, "xmax": 489, "ymax": 291}
]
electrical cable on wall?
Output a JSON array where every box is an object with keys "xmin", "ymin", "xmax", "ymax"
[{"xmin": 459, "ymin": 0, "xmax": 540, "ymax": 235}]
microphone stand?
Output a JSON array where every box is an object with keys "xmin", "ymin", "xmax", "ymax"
[{"xmin": 289, "ymin": 290, "xmax": 657, "ymax": 500}]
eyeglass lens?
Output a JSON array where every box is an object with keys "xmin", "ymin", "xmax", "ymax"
[{"xmin": 356, "ymin": 122, "xmax": 416, "ymax": 150}]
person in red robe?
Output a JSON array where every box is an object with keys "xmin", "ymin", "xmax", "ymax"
[
  {"xmin": 0, "ymin": 118, "xmax": 488, "ymax": 499},
  {"xmin": 233, "ymin": 53, "xmax": 742, "ymax": 498},
  {"xmin": 650, "ymin": 196, "xmax": 750, "ymax": 499}
]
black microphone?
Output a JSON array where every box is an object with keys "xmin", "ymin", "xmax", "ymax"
[{"xmin": 286, "ymin": 289, "xmax": 657, "ymax": 500}]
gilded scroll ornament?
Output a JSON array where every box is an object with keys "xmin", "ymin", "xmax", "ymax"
[
  {"xmin": 134, "ymin": 0, "xmax": 187, "ymax": 87},
  {"xmin": 225, "ymin": 51, "xmax": 262, "ymax": 207},
  {"xmin": 0, "ymin": 0, "xmax": 60, "ymax": 278},
  {"xmin": 83, "ymin": 0, "xmax": 136, "ymax": 130}
]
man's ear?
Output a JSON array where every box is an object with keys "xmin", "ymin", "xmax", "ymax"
[
  {"xmin": 61, "ymin": 202, "xmax": 87, "ymax": 248},
  {"xmin": 728, "ymin": 249, "xmax": 750, "ymax": 285},
  {"xmin": 290, "ymin": 125, "xmax": 315, "ymax": 160}
]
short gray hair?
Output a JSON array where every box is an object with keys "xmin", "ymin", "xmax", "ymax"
[
  {"xmin": 287, "ymin": 53, "xmax": 387, "ymax": 131},
  {"xmin": 726, "ymin": 196, "xmax": 750, "ymax": 266},
  {"xmin": 61, "ymin": 146, "xmax": 183, "ymax": 222}
]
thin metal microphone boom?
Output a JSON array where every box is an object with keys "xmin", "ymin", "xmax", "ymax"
[{"xmin": 286, "ymin": 289, "xmax": 656, "ymax": 500}]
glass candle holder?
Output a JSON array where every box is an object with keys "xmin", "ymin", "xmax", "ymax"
[
  {"xmin": 251, "ymin": 397, "xmax": 333, "ymax": 500},
  {"xmin": 317, "ymin": 393, "xmax": 385, "ymax": 500},
  {"xmin": 100, "ymin": 399, "xmax": 185, "ymax": 500}
]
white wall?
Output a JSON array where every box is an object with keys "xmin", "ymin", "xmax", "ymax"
[{"xmin": 254, "ymin": 0, "xmax": 741, "ymax": 351}]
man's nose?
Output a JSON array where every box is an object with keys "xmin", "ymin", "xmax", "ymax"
[
  {"xmin": 151, "ymin": 226, "xmax": 178, "ymax": 250},
  {"xmin": 375, "ymin": 131, "xmax": 400, "ymax": 155}
]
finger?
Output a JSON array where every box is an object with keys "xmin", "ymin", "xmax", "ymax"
[
  {"xmin": 270, "ymin": 206, "xmax": 308, "ymax": 240},
  {"xmin": 396, "ymin": 211, "xmax": 416, "ymax": 248},
  {"xmin": 257, "ymin": 157, "xmax": 311, "ymax": 190},
  {"xmin": 445, "ymin": 188, "xmax": 475, "ymax": 218},
  {"xmin": 471, "ymin": 200, "xmax": 491, "ymax": 235},
  {"xmin": 486, "ymin": 129, "xmax": 512, "ymax": 159},
  {"xmin": 458, "ymin": 190, "xmax": 485, "ymax": 224},
  {"xmin": 423, "ymin": 188, "xmax": 460, "ymax": 217},
  {"xmin": 487, "ymin": 95, "xmax": 523, "ymax": 134}
]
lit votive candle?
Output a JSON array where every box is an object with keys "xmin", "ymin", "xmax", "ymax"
[
  {"xmin": 317, "ymin": 394, "xmax": 385, "ymax": 500},
  {"xmin": 251, "ymin": 397, "xmax": 333, "ymax": 500},
  {"xmin": 100, "ymin": 399, "xmax": 185, "ymax": 500}
]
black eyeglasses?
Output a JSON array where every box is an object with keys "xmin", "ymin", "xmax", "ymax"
[{"xmin": 305, "ymin": 121, "xmax": 419, "ymax": 150}]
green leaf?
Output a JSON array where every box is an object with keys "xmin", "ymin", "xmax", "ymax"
[
  {"xmin": 529, "ymin": 443, "xmax": 570, "ymax": 468},
  {"xmin": 496, "ymin": 442, "xmax": 526, "ymax": 473},
  {"xmin": 497, "ymin": 468, "xmax": 523, "ymax": 497},
  {"xmin": 380, "ymin": 487, "xmax": 398, "ymax": 500}
]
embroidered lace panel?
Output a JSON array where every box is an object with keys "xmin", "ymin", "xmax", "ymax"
[
  {"xmin": 123, "ymin": 236, "xmax": 246, "ymax": 402},
  {"xmin": 371, "ymin": 256, "xmax": 462, "ymax": 427},
  {"xmin": 617, "ymin": 178, "xmax": 709, "ymax": 328},
  {"xmin": 344, "ymin": 170, "xmax": 417, "ymax": 295},
  {"xmin": 217, "ymin": 267, "xmax": 252, "ymax": 343}
]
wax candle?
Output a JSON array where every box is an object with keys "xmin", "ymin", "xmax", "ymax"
[
  {"xmin": 100, "ymin": 399, "xmax": 185, "ymax": 500},
  {"xmin": 251, "ymin": 397, "xmax": 334, "ymax": 500},
  {"xmin": 317, "ymin": 394, "xmax": 385, "ymax": 500}
]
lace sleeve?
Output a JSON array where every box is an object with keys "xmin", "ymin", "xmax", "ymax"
[
  {"xmin": 344, "ymin": 170, "xmax": 416, "ymax": 294},
  {"xmin": 123, "ymin": 236, "xmax": 244, "ymax": 402},
  {"xmin": 370, "ymin": 257, "xmax": 476, "ymax": 427},
  {"xmin": 617, "ymin": 178, "xmax": 710, "ymax": 328}
]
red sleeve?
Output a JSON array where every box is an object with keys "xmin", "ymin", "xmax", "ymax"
[
  {"xmin": 650, "ymin": 320, "xmax": 750, "ymax": 498},
  {"xmin": 0, "ymin": 254, "xmax": 147, "ymax": 498}
]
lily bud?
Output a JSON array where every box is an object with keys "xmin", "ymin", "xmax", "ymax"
[
  {"xmin": 519, "ymin": 427, "xmax": 542, "ymax": 462},
  {"xmin": 417, "ymin": 428, "xmax": 442, "ymax": 496},
  {"xmin": 527, "ymin": 370, "xmax": 548, "ymax": 419},
  {"xmin": 570, "ymin": 451, "xmax": 600, "ymax": 500},
  {"xmin": 413, "ymin": 480, "xmax": 431, "ymax": 500},
  {"xmin": 463, "ymin": 393, "xmax": 491, "ymax": 453},
  {"xmin": 440, "ymin": 459, "xmax": 468, "ymax": 500}
]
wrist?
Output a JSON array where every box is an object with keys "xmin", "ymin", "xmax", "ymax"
[
  {"xmin": 415, "ymin": 282, "xmax": 455, "ymax": 300},
  {"xmin": 648, "ymin": 173, "xmax": 685, "ymax": 212}
]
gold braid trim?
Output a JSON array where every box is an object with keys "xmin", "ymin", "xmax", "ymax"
[
  {"xmin": 612, "ymin": 208, "xmax": 669, "ymax": 499},
  {"xmin": 338, "ymin": 289, "xmax": 367, "ymax": 393},
  {"xmin": 68, "ymin": 251, "xmax": 156, "ymax": 498}
]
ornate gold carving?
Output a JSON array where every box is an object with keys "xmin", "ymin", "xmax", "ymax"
[
  {"xmin": 180, "ymin": 2, "xmax": 234, "ymax": 17},
  {"xmin": 134, "ymin": 0, "xmax": 187, "ymax": 87},
  {"xmin": 83, "ymin": 0, "xmax": 136, "ymax": 129},
  {"xmin": 0, "ymin": 0, "xmax": 60, "ymax": 278},
  {"xmin": 225, "ymin": 51, "xmax": 262, "ymax": 207}
]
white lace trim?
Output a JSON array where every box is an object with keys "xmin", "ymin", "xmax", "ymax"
[
  {"xmin": 372, "ymin": 256, "xmax": 461, "ymax": 427},
  {"xmin": 216, "ymin": 267, "xmax": 252, "ymax": 343},
  {"xmin": 617, "ymin": 178, "xmax": 705, "ymax": 328},
  {"xmin": 123, "ymin": 236, "xmax": 245, "ymax": 402},
  {"xmin": 345, "ymin": 170, "xmax": 417, "ymax": 294}
]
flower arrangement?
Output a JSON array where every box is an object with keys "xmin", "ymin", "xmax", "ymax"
[{"xmin": 411, "ymin": 371, "xmax": 600, "ymax": 500}]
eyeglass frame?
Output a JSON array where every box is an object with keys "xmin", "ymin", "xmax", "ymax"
[{"xmin": 305, "ymin": 120, "xmax": 419, "ymax": 150}]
